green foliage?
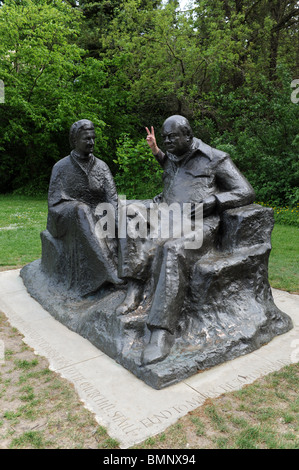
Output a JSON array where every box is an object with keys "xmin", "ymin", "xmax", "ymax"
[
  {"xmin": 0, "ymin": 0, "xmax": 134, "ymax": 194},
  {"xmin": 99, "ymin": 0, "xmax": 299, "ymax": 206},
  {"xmin": 77, "ymin": 0, "xmax": 161, "ymax": 58},
  {"xmin": 0, "ymin": 0, "xmax": 298, "ymax": 206},
  {"xmin": 258, "ymin": 202, "xmax": 299, "ymax": 228},
  {"xmin": 113, "ymin": 134, "xmax": 163, "ymax": 199},
  {"xmin": 0, "ymin": 0, "xmax": 84, "ymax": 192},
  {"xmin": 210, "ymin": 70, "xmax": 299, "ymax": 206}
]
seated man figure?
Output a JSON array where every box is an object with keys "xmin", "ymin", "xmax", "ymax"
[
  {"xmin": 116, "ymin": 115, "xmax": 255, "ymax": 365},
  {"xmin": 44, "ymin": 119, "xmax": 122, "ymax": 296}
]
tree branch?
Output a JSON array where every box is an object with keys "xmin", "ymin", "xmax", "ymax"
[
  {"xmin": 27, "ymin": 63, "xmax": 47, "ymax": 103},
  {"xmin": 164, "ymin": 38, "xmax": 186, "ymax": 77},
  {"xmin": 244, "ymin": 0, "xmax": 264, "ymax": 22},
  {"xmin": 272, "ymin": 7, "xmax": 299, "ymax": 32}
]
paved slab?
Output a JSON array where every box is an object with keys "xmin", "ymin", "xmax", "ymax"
[{"xmin": 0, "ymin": 269, "xmax": 298, "ymax": 448}]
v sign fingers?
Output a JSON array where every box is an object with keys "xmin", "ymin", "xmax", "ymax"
[{"xmin": 145, "ymin": 126, "xmax": 159, "ymax": 154}]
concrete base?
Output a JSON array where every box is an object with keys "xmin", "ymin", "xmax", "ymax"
[{"xmin": 0, "ymin": 269, "xmax": 298, "ymax": 448}]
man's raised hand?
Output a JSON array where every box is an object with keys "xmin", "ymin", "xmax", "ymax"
[{"xmin": 146, "ymin": 126, "xmax": 159, "ymax": 155}]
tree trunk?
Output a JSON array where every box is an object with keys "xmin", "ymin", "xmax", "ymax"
[{"xmin": 269, "ymin": 29, "xmax": 280, "ymax": 80}]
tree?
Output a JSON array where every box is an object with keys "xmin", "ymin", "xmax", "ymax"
[
  {"xmin": 102, "ymin": 1, "xmax": 204, "ymax": 126},
  {"xmin": 0, "ymin": 0, "xmax": 134, "ymax": 193},
  {"xmin": 190, "ymin": 0, "xmax": 299, "ymax": 204},
  {"xmin": 75, "ymin": 0, "xmax": 162, "ymax": 58},
  {"xmin": 192, "ymin": 0, "xmax": 299, "ymax": 82},
  {"xmin": 0, "ymin": 0, "xmax": 298, "ymax": 204},
  {"xmin": 102, "ymin": 0, "xmax": 299, "ymax": 204},
  {"xmin": 0, "ymin": 0, "xmax": 86, "ymax": 192},
  {"xmin": 267, "ymin": 0, "xmax": 299, "ymax": 80}
]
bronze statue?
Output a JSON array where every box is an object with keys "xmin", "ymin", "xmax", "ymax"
[{"xmin": 21, "ymin": 116, "xmax": 293, "ymax": 389}]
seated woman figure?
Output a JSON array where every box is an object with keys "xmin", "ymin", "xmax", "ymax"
[{"xmin": 43, "ymin": 119, "xmax": 122, "ymax": 296}]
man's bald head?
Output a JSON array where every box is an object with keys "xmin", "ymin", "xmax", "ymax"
[
  {"xmin": 161, "ymin": 115, "xmax": 193, "ymax": 156},
  {"xmin": 162, "ymin": 115, "xmax": 193, "ymax": 139}
]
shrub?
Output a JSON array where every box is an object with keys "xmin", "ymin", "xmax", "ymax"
[{"xmin": 113, "ymin": 134, "xmax": 163, "ymax": 199}]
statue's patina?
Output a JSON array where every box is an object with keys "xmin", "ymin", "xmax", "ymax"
[{"xmin": 21, "ymin": 117, "xmax": 293, "ymax": 389}]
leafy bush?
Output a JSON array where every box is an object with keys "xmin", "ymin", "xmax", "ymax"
[
  {"xmin": 210, "ymin": 71, "xmax": 299, "ymax": 207},
  {"xmin": 113, "ymin": 134, "xmax": 163, "ymax": 199},
  {"xmin": 258, "ymin": 202, "xmax": 299, "ymax": 227}
]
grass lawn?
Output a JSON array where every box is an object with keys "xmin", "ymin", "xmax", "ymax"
[
  {"xmin": 269, "ymin": 224, "xmax": 299, "ymax": 293},
  {"xmin": 0, "ymin": 195, "xmax": 47, "ymax": 269}
]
